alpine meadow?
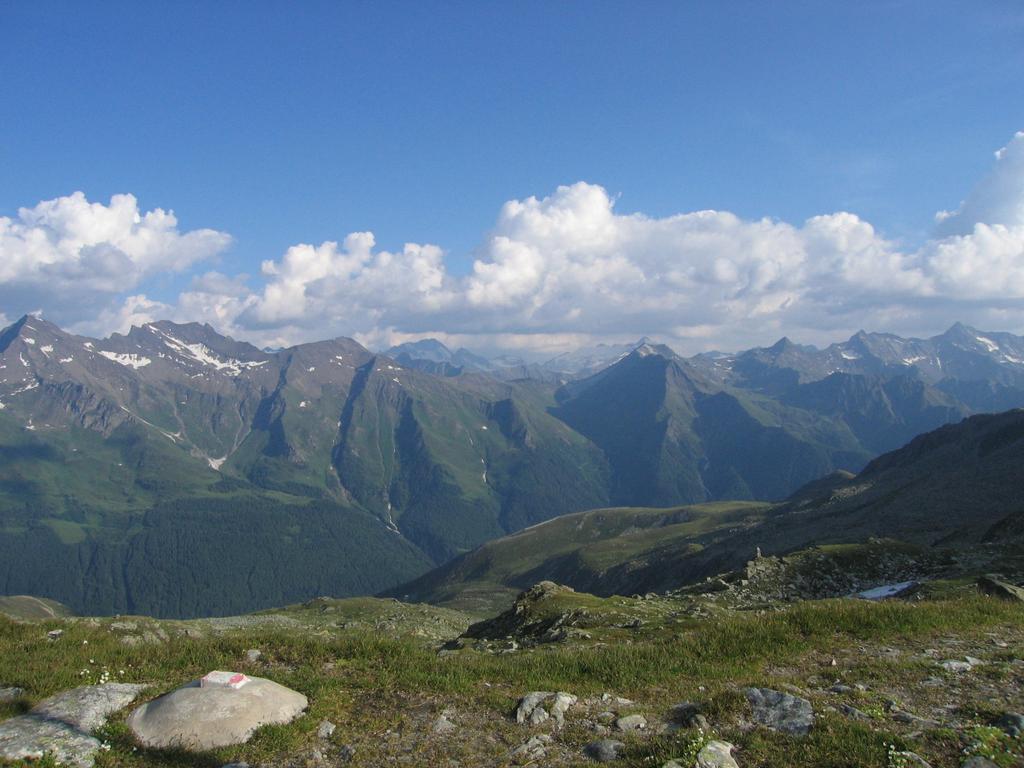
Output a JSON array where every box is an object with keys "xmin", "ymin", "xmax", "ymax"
[{"xmin": 1, "ymin": 4, "xmax": 1023, "ymax": 768}]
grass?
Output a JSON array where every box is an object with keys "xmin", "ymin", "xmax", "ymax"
[{"xmin": 0, "ymin": 593, "xmax": 1021, "ymax": 766}]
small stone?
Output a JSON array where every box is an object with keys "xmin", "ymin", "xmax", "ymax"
[
  {"xmin": 940, "ymin": 660, "xmax": 973, "ymax": 673},
  {"xmin": 515, "ymin": 691, "xmax": 554, "ymax": 724},
  {"xmin": 245, "ymin": 649, "xmax": 262, "ymax": 663},
  {"xmin": 892, "ymin": 710, "xmax": 939, "ymax": 728},
  {"xmin": 433, "ymin": 712, "xmax": 457, "ymax": 734},
  {"xmin": 898, "ymin": 752, "xmax": 932, "ymax": 768},
  {"xmin": 511, "ymin": 734, "xmax": 552, "ymax": 760},
  {"xmin": 317, "ymin": 719, "xmax": 336, "ymax": 739},
  {"xmin": 550, "ymin": 692, "xmax": 577, "ymax": 726},
  {"xmin": 46, "ymin": 629, "xmax": 63, "ymax": 641},
  {"xmin": 696, "ymin": 740, "xmax": 739, "ymax": 768},
  {"xmin": 0, "ymin": 687, "xmax": 23, "ymax": 703},
  {"xmin": 961, "ymin": 757, "xmax": 999, "ymax": 768},
  {"xmin": 584, "ymin": 739, "xmax": 625, "ymax": 762},
  {"xmin": 338, "ymin": 744, "xmax": 356, "ymax": 762},
  {"xmin": 995, "ymin": 712, "xmax": 1024, "ymax": 738},
  {"xmin": 840, "ymin": 704, "xmax": 871, "ymax": 720},
  {"xmin": 671, "ymin": 701, "xmax": 700, "ymax": 722},
  {"xmin": 614, "ymin": 713, "xmax": 646, "ymax": 731},
  {"xmin": 690, "ymin": 713, "xmax": 710, "ymax": 730},
  {"xmin": 828, "ymin": 684, "xmax": 853, "ymax": 694},
  {"xmin": 964, "ymin": 656, "xmax": 984, "ymax": 666}
]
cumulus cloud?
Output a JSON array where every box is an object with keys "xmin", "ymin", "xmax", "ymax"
[
  {"xmin": 0, "ymin": 191, "xmax": 231, "ymax": 327},
  {"xmin": 8, "ymin": 132, "xmax": 1024, "ymax": 354},
  {"xmin": 935, "ymin": 132, "xmax": 1024, "ymax": 235}
]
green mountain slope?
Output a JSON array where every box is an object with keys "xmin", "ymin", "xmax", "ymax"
[{"xmin": 392, "ymin": 409, "xmax": 1024, "ymax": 612}]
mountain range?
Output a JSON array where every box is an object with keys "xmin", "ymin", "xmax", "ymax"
[{"xmin": 2, "ymin": 315, "xmax": 1024, "ymax": 616}]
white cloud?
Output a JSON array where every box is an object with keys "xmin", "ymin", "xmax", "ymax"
[
  {"xmin": 0, "ymin": 192, "xmax": 230, "ymax": 323},
  {"xmin": 935, "ymin": 132, "xmax": 1024, "ymax": 235},
  {"xmin": 70, "ymin": 294, "xmax": 173, "ymax": 337},
  {"xmin": 9, "ymin": 132, "xmax": 1024, "ymax": 355}
]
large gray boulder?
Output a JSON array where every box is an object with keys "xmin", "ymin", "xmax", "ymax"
[
  {"xmin": 0, "ymin": 683, "xmax": 145, "ymax": 768},
  {"xmin": 978, "ymin": 575, "xmax": 1024, "ymax": 602},
  {"xmin": 745, "ymin": 687, "xmax": 814, "ymax": 735},
  {"xmin": 127, "ymin": 675, "xmax": 307, "ymax": 750}
]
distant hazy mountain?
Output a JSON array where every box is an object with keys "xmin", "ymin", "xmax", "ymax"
[
  {"xmin": 385, "ymin": 339, "xmax": 496, "ymax": 377},
  {"xmin": 3, "ymin": 316, "xmax": 1024, "ymax": 617},
  {"xmin": 539, "ymin": 337, "xmax": 655, "ymax": 376},
  {"xmin": 385, "ymin": 336, "xmax": 658, "ymax": 381}
]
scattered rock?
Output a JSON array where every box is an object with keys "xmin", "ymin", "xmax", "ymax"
[
  {"xmin": 432, "ymin": 711, "xmax": 457, "ymax": 734},
  {"xmin": 961, "ymin": 758, "xmax": 999, "ymax": 768},
  {"xmin": 245, "ymin": 649, "xmax": 262, "ymax": 663},
  {"xmin": 839, "ymin": 703, "xmax": 871, "ymax": 720},
  {"xmin": 317, "ymin": 719, "xmax": 336, "ymax": 739},
  {"xmin": 0, "ymin": 687, "xmax": 23, "ymax": 703},
  {"xmin": 670, "ymin": 701, "xmax": 700, "ymax": 723},
  {"xmin": 995, "ymin": 712, "xmax": 1024, "ymax": 738},
  {"xmin": 338, "ymin": 744, "xmax": 356, "ymax": 762},
  {"xmin": 601, "ymin": 693, "xmax": 634, "ymax": 706},
  {"xmin": 696, "ymin": 740, "xmax": 739, "ymax": 768},
  {"xmin": 550, "ymin": 692, "xmax": 577, "ymax": 726},
  {"xmin": 896, "ymin": 752, "xmax": 932, "ymax": 768},
  {"xmin": 127, "ymin": 674, "xmax": 307, "ymax": 750},
  {"xmin": 46, "ymin": 629, "xmax": 63, "ymax": 641},
  {"xmin": 977, "ymin": 574, "xmax": 1024, "ymax": 602},
  {"xmin": 614, "ymin": 713, "xmax": 647, "ymax": 732},
  {"xmin": 584, "ymin": 738, "xmax": 625, "ymax": 762},
  {"xmin": 515, "ymin": 690, "xmax": 575, "ymax": 727},
  {"xmin": 828, "ymin": 683, "xmax": 853, "ymax": 694},
  {"xmin": 940, "ymin": 660, "xmax": 974, "ymax": 673},
  {"xmin": 746, "ymin": 687, "xmax": 814, "ymax": 735},
  {"xmin": 892, "ymin": 710, "xmax": 939, "ymax": 728},
  {"xmin": 516, "ymin": 691, "xmax": 554, "ymax": 723},
  {"xmin": 511, "ymin": 733, "xmax": 552, "ymax": 761},
  {"xmin": 0, "ymin": 683, "xmax": 145, "ymax": 768}
]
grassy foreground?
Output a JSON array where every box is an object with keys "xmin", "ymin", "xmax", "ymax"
[{"xmin": 0, "ymin": 592, "xmax": 1022, "ymax": 767}]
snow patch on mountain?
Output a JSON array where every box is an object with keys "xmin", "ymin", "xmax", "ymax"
[
  {"xmin": 99, "ymin": 351, "xmax": 152, "ymax": 369},
  {"xmin": 975, "ymin": 335, "xmax": 999, "ymax": 352},
  {"xmin": 150, "ymin": 327, "xmax": 267, "ymax": 375}
]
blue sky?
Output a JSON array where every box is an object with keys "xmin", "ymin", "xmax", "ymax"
[{"xmin": 1, "ymin": 1, "xmax": 1023, "ymax": 355}]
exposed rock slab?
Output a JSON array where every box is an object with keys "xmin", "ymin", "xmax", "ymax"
[
  {"xmin": 746, "ymin": 687, "xmax": 814, "ymax": 735},
  {"xmin": 0, "ymin": 683, "xmax": 145, "ymax": 768},
  {"xmin": 127, "ymin": 675, "xmax": 307, "ymax": 750}
]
